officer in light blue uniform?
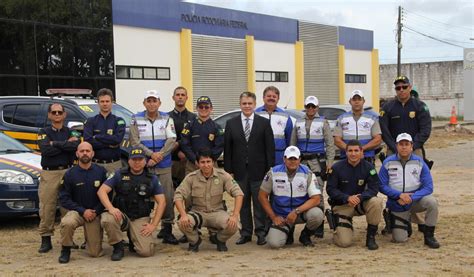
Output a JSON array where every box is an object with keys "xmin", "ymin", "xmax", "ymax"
[
  {"xmin": 258, "ymin": 146, "xmax": 324, "ymax": 248},
  {"xmin": 255, "ymin": 86, "xmax": 293, "ymax": 165},
  {"xmin": 379, "ymin": 133, "xmax": 440, "ymax": 249}
]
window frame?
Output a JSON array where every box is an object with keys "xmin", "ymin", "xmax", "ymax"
[
  {"xmin": 116, "ymin": 65, "xmax": 171, "ymax": 81},
  {"xmin": 345, "ymin": 74, "xmax": 367, "ymax": 83},
  {"xmin": 255, "ymin": 70, "xmax": 289, "ymax": 83}
]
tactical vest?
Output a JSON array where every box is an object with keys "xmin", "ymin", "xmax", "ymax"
[
  {"xmin": 295, "ymin": 117, "xmax": 325, "ymax": 154},
  {"xmin": 113, "ymin": 168, "xmax": 154, "ymax": 220},
  {"xmin": 271, "ymin": 164, "xmax": 310, "ymax": 217},
  {"xmin": 134, "ymin": 111, "xmax": 172, "ymax": 168},
  {"xmin": 384, "ymin": 157, "xmax": 423, "ymax": 193},
  {"xmin": 338, "ymin": 111, "xmax": 378, "ymax": 157}
]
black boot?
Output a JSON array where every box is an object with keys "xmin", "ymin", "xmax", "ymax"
[
  {"xmin": 38, "ymin": 236, "xmax": 52, "ymax": 253},
  {"xmin": 418, "ymin": 224, "xmax": 426, "ymax": 233},
  {"xmin": 161, "ymin": 224, "xmax": 179, "ymax": 245},
  {"xmin": 299, "ymin": 227, "xmax": 314, "ymax": 247},
  {"xmin": 178, "ymin": 235, "xmax": 188, "ymax": 243},
  {"xmin": 216, "ymin": 239, "xmax": 228, "ymax": 252},
  {"xmin": 111, "ymin": 241, "xmax": 125, "ymax": 261},
  {"xmin": 209, "ymin": 233, "xmax": 218, "ymax": 245},
  {"xmin": 313, "ymin": 222, "xmax": 324, "ymax": 238},
  {"xmin": 58, "ymin": 246, "xmax": 71, "ymax": 264},
  {"xmin": 286, "ymin": 225, "xmax": 295, "ymax": 245},
  {"xmin": 366, "ymin": 224, "xmax": 379, "ymax": 250},
  {"xmin": 423, "ymin": 226, "xmax": 440, "ymax": 249},
  {"xmin": 188, "ymin": 237, "xmax": 202, "ymax": 252}
]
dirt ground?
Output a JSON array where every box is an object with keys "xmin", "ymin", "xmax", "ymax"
[{"xmin": 1, "ymin": 125, "xmax": 473, "ymax": 276}]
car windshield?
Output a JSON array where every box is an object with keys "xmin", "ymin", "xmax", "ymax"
[
  {"xmin": 318, "ymin": 108, "xmax": 346, "ymax": 120},
  {"xmin": 214, "ymin": 111, "xmax": 240, "ymax": 129},
  {"xmin": 77, "ymin": 104, "xmax": 133, "ymax": 126},
  {"xmin": 0, "ymin": 133, "xmax": 32, "ymax": 153}
]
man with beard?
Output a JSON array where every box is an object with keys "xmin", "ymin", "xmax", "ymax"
[{"xmin": 58, "ymin": 142, "xmax": 108, "ymax": 263}]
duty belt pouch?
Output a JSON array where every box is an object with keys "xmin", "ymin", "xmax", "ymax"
[{"xmin": 317, "ymin": 157, "xmax": 328, "ymax": 181}]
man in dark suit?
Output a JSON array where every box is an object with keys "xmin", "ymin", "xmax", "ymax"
[{"xmin": 224, "ymin": 91, "xmax": 275, "ymax": 245}]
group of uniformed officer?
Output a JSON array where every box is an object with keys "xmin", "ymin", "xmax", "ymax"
[{"xmin": 36, "ymin": 75, "xmax": 440, "ymax": 263}]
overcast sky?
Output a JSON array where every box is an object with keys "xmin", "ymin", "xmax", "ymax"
[{"xmin": 185, "ymin": 0, "xmax": 474, "ymax": 64}]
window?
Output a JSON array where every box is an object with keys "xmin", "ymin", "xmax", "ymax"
[
  {"xmin": 345, "ymin": 74, "xmax": 367, "ymax": 83},
  {"xmin": 11, "ymin": 104, "xmax": 41, "ymax": 127},
  {"xmin": 2, "ymin": 105, "xmax": 16, "ymax": 123},
  {"xmin": 256, "ymin": 71, "xmax": 289, "ymax": 82},
  {"xmin": 116, "ymin": 65, "xmax": 170, "ymax": 80}
]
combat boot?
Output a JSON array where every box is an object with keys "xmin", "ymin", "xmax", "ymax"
[
  {"xmin": 299, "ymin": 227, "xmax": 314, "ymax": 247},
  {"xmin": 111, "ymin": 241, "xmax": 125, "ymax": 261},
  {"xmin": 366, "ymin": 224, "xmax": 379, "ymax": 250},
  {"xmin": 313, "ymin": 222, "xmax": 324, "ymax": 238},
  {"xmin": 188, "ymin": 237, "xmax": 202, "ymax": 252},
  {"xmin": 286, "ymin": 225, "xmax": 295, "ymax": 245},
  {"xmin": 38, "ymin": 236, "xmax": 52, "ymax": 253},
  {"xmin": 216, "ymin": 239, "xmax": 228, "ymax": 252},
  {"xmin": 58, "ymin": 246, "xmax": 71, "ymax": 264},
  {"xmin": 423, "ymin": 226, "xmax": 440, "ymax": 249},
  {"xmin": 161, "ymin": 223, "xmax": 179, "ymax": 245}
]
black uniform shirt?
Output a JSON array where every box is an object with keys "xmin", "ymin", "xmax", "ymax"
[
  {"xmin": 326, "ymin": 159, "xmax": 380, "ymax": 206},
  {"xmin": 168, "ymin": 108, "xmax": 196, "ymax": 161},
  {"xmin": 180, "ymin": 117, "xmax": 224, "ymax": 163},
  {"xmin": 38, "ymin": 126, "xmax": 79, "ymax": 169},
  {"xmin": 83, "ymin": 113, "xmax": 126, "ymax": 161},
  {"xmin": 59, "ymin": 164, "xmax": 108, "ymax": 215}
]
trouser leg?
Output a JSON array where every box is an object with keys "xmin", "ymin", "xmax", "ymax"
[
  {"xmin": 178, "ymin": 211, "xmax": 201, "ymax": 244},
  {"xmin": 100, "ymin": 212, "xmax": 123, "ymax": 246},
  {"xmin": 205, "ymin": 211, "xmax": 238, "ymax": 242},
  {"xmin": 157, "ymin": 172, "xmax": 175, "ymax": 224},
  {"xmin": 172, "ymin": 159, "xmax": 186, "ymax": 185},
  {"xmin": 391, "ymin": 210, "xmax": 411, "ymax": 243},
  {"xmin": 38, "ymin": 169, "xmax": 67, "ymax": 236},
  {"xmin": 129, "ymin": 217, "xmax": 155, "ymax": 257},
  {"xmin": 301, "ymin": 207, "xmax": 325, "ymax": 230},
  {"xmin": 185, "ymin": 160, "xmax": 198, "ymax": 176},
  {"xmin": 332, "ymin": 205, "xmax": 355, "ymax": 248},
  {"xmin": 362, "ymin": 197, "xmax": 383, "ymax": 225},
  {"xmin": 411, "ymin": 195, "xmax": 438, "ymax": 227},
  {"xmin": 236, "ymin": 177, "xmax": 253, "ymax": 237},
  {"xmin": 250, "ymin": 180, "xmax": 267, "ymax": 237},
  {"xmin": 266, "ymin": 224, "xmax": 290, "ymax": 249},
  {"xmin": 84, "ymin": 216, "xmax": 103, "ymax": 257},
  {"xmin": 60, "ymin": 211, "xmax": 84, "ymax": 247}
]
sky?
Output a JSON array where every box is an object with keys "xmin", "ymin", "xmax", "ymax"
[{"xmin": 185, "ymin": 0, "xmax": 474, "ymax": 64}]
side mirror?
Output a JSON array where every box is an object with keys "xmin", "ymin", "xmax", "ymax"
[{"xmin": 67, "ymin": 121, "xmax": 84, "ymax": 131}]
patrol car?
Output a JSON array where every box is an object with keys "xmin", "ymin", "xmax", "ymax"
[
  {"xmin": 0, "ymin": 89, "xmax": 133, "ymax": 160},
  {"xmin": 0, "ymin": 132, "xmax": 41, "ymax": 217}
]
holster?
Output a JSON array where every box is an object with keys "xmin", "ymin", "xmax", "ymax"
[{"xmin": 325, "ymin": 209, "xmax": 336, "ymax": 230}]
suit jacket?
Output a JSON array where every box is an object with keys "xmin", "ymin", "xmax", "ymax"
[{"xmin": 224, "ymin": 113, "xmax": 275, "ymax": 182}]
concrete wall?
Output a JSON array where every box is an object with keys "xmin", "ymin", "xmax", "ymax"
[
  {"xmin": 113, "ymin": 26, "xmax": 181, "ymax": 113},
  {"xmin": 254, "ymin": 40, "xmax": 295, "ymax": 109},
  {"xmin": 344, "ymin": 49, "xmax": 372, "ymax": 105},
  {"xmin": 379, "ymin": 61, "xmax": 464, "ymax": 117}
]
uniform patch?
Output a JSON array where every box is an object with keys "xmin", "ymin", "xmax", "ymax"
[
  {"xmin": 358, "ymin": 179, "xmax": 365, "ymax": 186},
  {"xmin": 121, "ymin": 176, "xmax": 130, "ymax": 181},
  {"xmin": 94, "ymin": 180, "xmax": 101, "ymax": 187},
  {"xmin": 409, "ymin": 111, "xmax": 416, "ymax": 118},
  {"xmin": 117, "ymin": 120, "xmax": 125, "ymax": 125},
  {"xmin": 208, "ymin": 134, "xmax": 215, "ymax": 141},
  {"xmin": 38, "ymin": 134, "xmax": 46, "ymax": 140},
  {"xmin": 423, "ymin": 105, "xmax": 429, "ymax": 112},
  {"xmin": 214, "ymin": 178, "xmax": 219, "ymax": 185},
  {"xmin": 379, "ymin": 110, "xmax": 385, "ymax": 117},
  {"xmin": 70, "ymin": 130, "xmax": 81, "ymax": 138},
  {"xmin": 264, "ymin": 174, "xmax": 270, "ymax": 182},
  {"xmin": 182, "ymin": 129, "xmax": 190, "ymax": 135},
  {"xmin": 107, "ymin": 129, "xmax": 113, "ymax": 135},
  {"xmin": 275, "ymin": 179, "xmax": 285, "ymax": 183},
  {"xmin": 369, "ymin": 169, "xmax": 376, "ymax": 176}
]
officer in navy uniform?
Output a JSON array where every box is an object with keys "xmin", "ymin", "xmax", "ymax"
[
  {"xmin": 180, "ymin": 96, "xmax": 224, "ymax": 175},
  {"xmin": 98, "ymin": 147, "xmax": 166, "ymax": 261},
  {"xmin": 326, "ymin": 140, "xmax": 383, "ymax": 250},
  {"xmin": 379, "ymin": 133, "xmax": 440, "ymax": 248},
  {"xmin": 84, "ymin": 88, "xmax": 126, "ymax": 174},
  {"xmin": 258, "ymin": 146, "xmax": 324, "ymax": 248},
  {"xmin": 333, "ymin": 90, "xmax": 382, "ymax": 164},
  {"xmin": 37, "ymin": 103, "xmax": 80, "ymax": 253},
  {"xmin": 57, "ymin": 142, "xmax": 108, "ymax": 263}
]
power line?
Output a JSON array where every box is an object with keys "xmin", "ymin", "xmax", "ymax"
[
  {"xmin": 404, "ymin": 28, "xmax": 474, "ymax": 45},
  {"xmin": 403, "ymin": 15, "xmax": 473, "ymax": 37},
  {"xmin": 404, "ymin": 26, "xmax": 465, "ymax": 48},
  {"xmin": 403, "ymin": 8, "xmax": 474, "ymax": 32}
]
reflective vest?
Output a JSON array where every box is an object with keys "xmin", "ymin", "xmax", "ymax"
[
  {"xmin": 271, "ymin": 164, "xmax": 310, "ymax": 217},
  {"xmin": 134, "ymin": 111, "xmax": 172, "ymax": 168},
  {"xmin": 384, "ymin": 157, "xmax": 423, "ymax": 193},
  {"xmin": 113, "ymin": 168, "xmax": 154, "ymax": 220},
  {"xmin": 255, "ymin": 107, "xmax": 290, "ymax": 151},
  {"xmin": 338, "ymin": 111, "xmax": 378, "ymax": 157},
  {"xmin": 295, "ymin": 117, "xmax": 325, "ymax": 154}
]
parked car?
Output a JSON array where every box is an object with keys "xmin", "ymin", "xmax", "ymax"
[
  {"xmin": 0, "ymin": 132, "xmax": 41, "ymax": 217},
  {"xmin": 0, "ymin": 90, "xmax": 133, "ymax": 160}
]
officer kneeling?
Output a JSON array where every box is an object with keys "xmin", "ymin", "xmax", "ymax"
[
  {"xmin": 379, "ymin": 133, "xmax": 440, "ymax": 248},
  {"xmin": 326, "ymin": 140, "xmax": 383, "ymax": 250},
  {"xmin": 174, "ymin": 149, "xmax": 244, "ymax": 252},
  {"xmin": 97, "ymin": 147, "xmax": 166, "ymax": 260},
  {"xmin": 258, "ymin": 146, "xmax": 324, "ymax": 248}
]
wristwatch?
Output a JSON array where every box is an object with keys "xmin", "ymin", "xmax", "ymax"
[{"xmin": 295, "ymin": 208, "xmax": 302, "ymax": 215}]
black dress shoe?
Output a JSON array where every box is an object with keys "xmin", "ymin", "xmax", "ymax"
[
  {"xmin": 235, "ymin": 236, "xmax": 252, "ymax": 245},
  {"xmin": 256, "ymin": 235, "xmax": 267, "ymax": 246}
]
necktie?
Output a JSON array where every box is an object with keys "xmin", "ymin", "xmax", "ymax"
[{"xmin": 244, "ymin": 118, "xmax": 250, "ymax": 142}]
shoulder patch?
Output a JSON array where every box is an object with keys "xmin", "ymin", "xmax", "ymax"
[
  {"xmin": 369, "ymin": 169, "xmax": 376, "ymax": 176},
  {"xmin": 423, "ymin": 105, "xmax": 429, "ymax": 112},
  {"xmin": 379, "ymin": 110, "xmax": 385, "ymax": 117},
  {"xmin": 117, "ymin": 119, "xmax": 125, "ymax": 125}
]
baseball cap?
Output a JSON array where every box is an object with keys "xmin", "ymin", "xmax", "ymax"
[
  {"xmin": 196, "ymin": 96, "xmax": 212, "ymax": 106},
  {"xmin": 284, "ymin": 146, "xmax": 301, "ymax": 159},
  {"xmin": 396, "ymin": 133, "xmax": 413, "ymax": 143},
  {"xmin": 394, "ymin": 75, "xmax": 411, "ymax": 85},
  {"xmin": 129, "ymin": 147, "xmax": 146, "ymax": 159},
  {"xmin": 144, "ymin": 90, "xmax": 160, "ymax": 100},
  {"xmin": 305, "ymin": 96, "xmax": 319, "ymax": 107},
  {"xmin": 350, "ymin": 90, "xmax": 364, "ymax": 99}
]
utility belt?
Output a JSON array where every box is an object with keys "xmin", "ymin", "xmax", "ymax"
[
  {"xmin": 43, "ymin": 165, "xmax": 72, "ymax": 171},
  {"xmin": 93, "ymin": 158, "xmax": 120, "ymax": 164}
]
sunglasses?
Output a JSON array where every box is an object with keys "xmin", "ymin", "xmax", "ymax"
[
  {"xmin": 305, "ymin": 104, "xmax": 317, "ymax": 109},
  {"xmin": 395, "ymin": 85, "xmax": 409, "ymax": 91},
  {"xmin": 197, "ymin": 105, "xmax": 211, "ymax": 110},
  {"xmin": 50, "ymin": 110, "xmax": 64, "ymax": 115}
]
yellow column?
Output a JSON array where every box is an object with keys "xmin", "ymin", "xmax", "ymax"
[
  {"xmin": 246, "ymin": 35, "xmax": 255, "ymax": 93},
  {"xmin": 180, "ymin": 28, "xmax": 193, "ymax": 111},
  {"xmin": 338, "ymin": 45, "xmax": 345, "ymax": 104},
  {"xmin": 295, "ymin": 41, "xmax": 304, "ymax": 109},
  {"xmin": 371, "ymin": 49, "xmax": 380, "ymax": 112}
]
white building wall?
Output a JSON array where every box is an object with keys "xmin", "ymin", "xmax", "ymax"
[
  {"xmin": 344, "ymin": 49, "xmax": 372, "ymax": 106},
  {"xmin": 254, "ymin": 40, "xmax": 295, "ymax": 109},
  {"xmin": 113, "ymin": 25, "xmax": 181, "ymax": 113}
]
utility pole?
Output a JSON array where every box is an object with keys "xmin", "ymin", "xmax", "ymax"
[{"xmin": 397, "ymin": 6, "xmax": 402, "ymax": 76}]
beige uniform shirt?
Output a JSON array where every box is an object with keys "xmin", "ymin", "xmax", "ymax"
[{"xmin": 174, "ymin": 168, "xmax": 244, "ymax": 213}]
